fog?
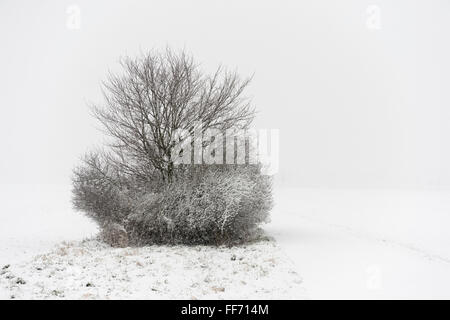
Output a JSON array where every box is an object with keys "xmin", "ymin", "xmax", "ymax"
[{"xmin": 1, "ymin": 0, "xmax": 449, "ymax": 188}]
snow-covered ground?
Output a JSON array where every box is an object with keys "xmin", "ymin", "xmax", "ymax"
[
  {"xmin": 0, "ymin": 184, "xmax": 304, "ymax": 300},
  {"xmin": 0, "ymin": 237, "xmax": 304, "ymax": 300},
  {"xmin": 267, "ymin": 188, "xmax": 450, "ymax": 299},
  {"xmin": 2, "ymin": 184, "xmax": 450, "ymax": 299},
  {"xmin": 0, "ymin": 184, "xmax": 98, "ymax": 268}
]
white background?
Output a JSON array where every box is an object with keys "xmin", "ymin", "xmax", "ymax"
[{"xmin": 1, "ymin": 0, "xmax": 450, "ymax": 188}]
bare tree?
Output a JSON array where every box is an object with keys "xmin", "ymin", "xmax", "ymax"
[{"xmin": 91, "ymin": 49, "xmax": 255, "ymax": 182}]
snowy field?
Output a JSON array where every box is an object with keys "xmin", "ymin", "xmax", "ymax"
[
  {"xmin": 0, "ymin": 237, "xmax": 303, "ymax": 300},
  {"xmin": 2, "ymin": 184, "xmax": 450, "ymax": 299},
  {"xmin": 267, "ymin": 188, "xmax": 450, "ymax": 299},
  {"xmin": 0, "ymin": 184, "xmax": 303, "ymax": 300},
  {"xmin": 0, "ymin": 184, "xmax": 98, "ymax": 268}
]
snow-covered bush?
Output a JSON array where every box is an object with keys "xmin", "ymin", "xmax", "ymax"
[
  {"xmin": 72, "ymin": 154, "xmax": 133, "ymax": 227},
  {"xmin": 127, "ymin": 166, "xmax": 273, "ymax": 245},
  {"xmin": 72, "ymin": 50, "xmax": 272, "ymax": 246},
  {"xmin": 72, "ymin": 160, "xmax": 273, "ymax": 245}
]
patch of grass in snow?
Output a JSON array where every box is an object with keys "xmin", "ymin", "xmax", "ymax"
[{"xmin": 0, "ymin": 231, "xmax": 305, "ymax": 300}]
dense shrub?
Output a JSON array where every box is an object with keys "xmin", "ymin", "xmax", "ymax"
[
  {"xmin": 127, "ymin": 167, "xmax": 272, "ymax": 245},
  {"xmin": 72, "ymin": 159, "xmax": 273, "ymax": 245},
  {"xmin": 72, "ymin": 50, "xmax": 271, "ymax": 246},
  {"xmin": 72, "ymin": 160, "xmax": 133, "ymax": 227}
]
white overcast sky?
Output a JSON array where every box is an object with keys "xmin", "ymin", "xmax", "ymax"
[{"xmin": 1, "ymin": 0, "xmax": 450, "ymax": 188}]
